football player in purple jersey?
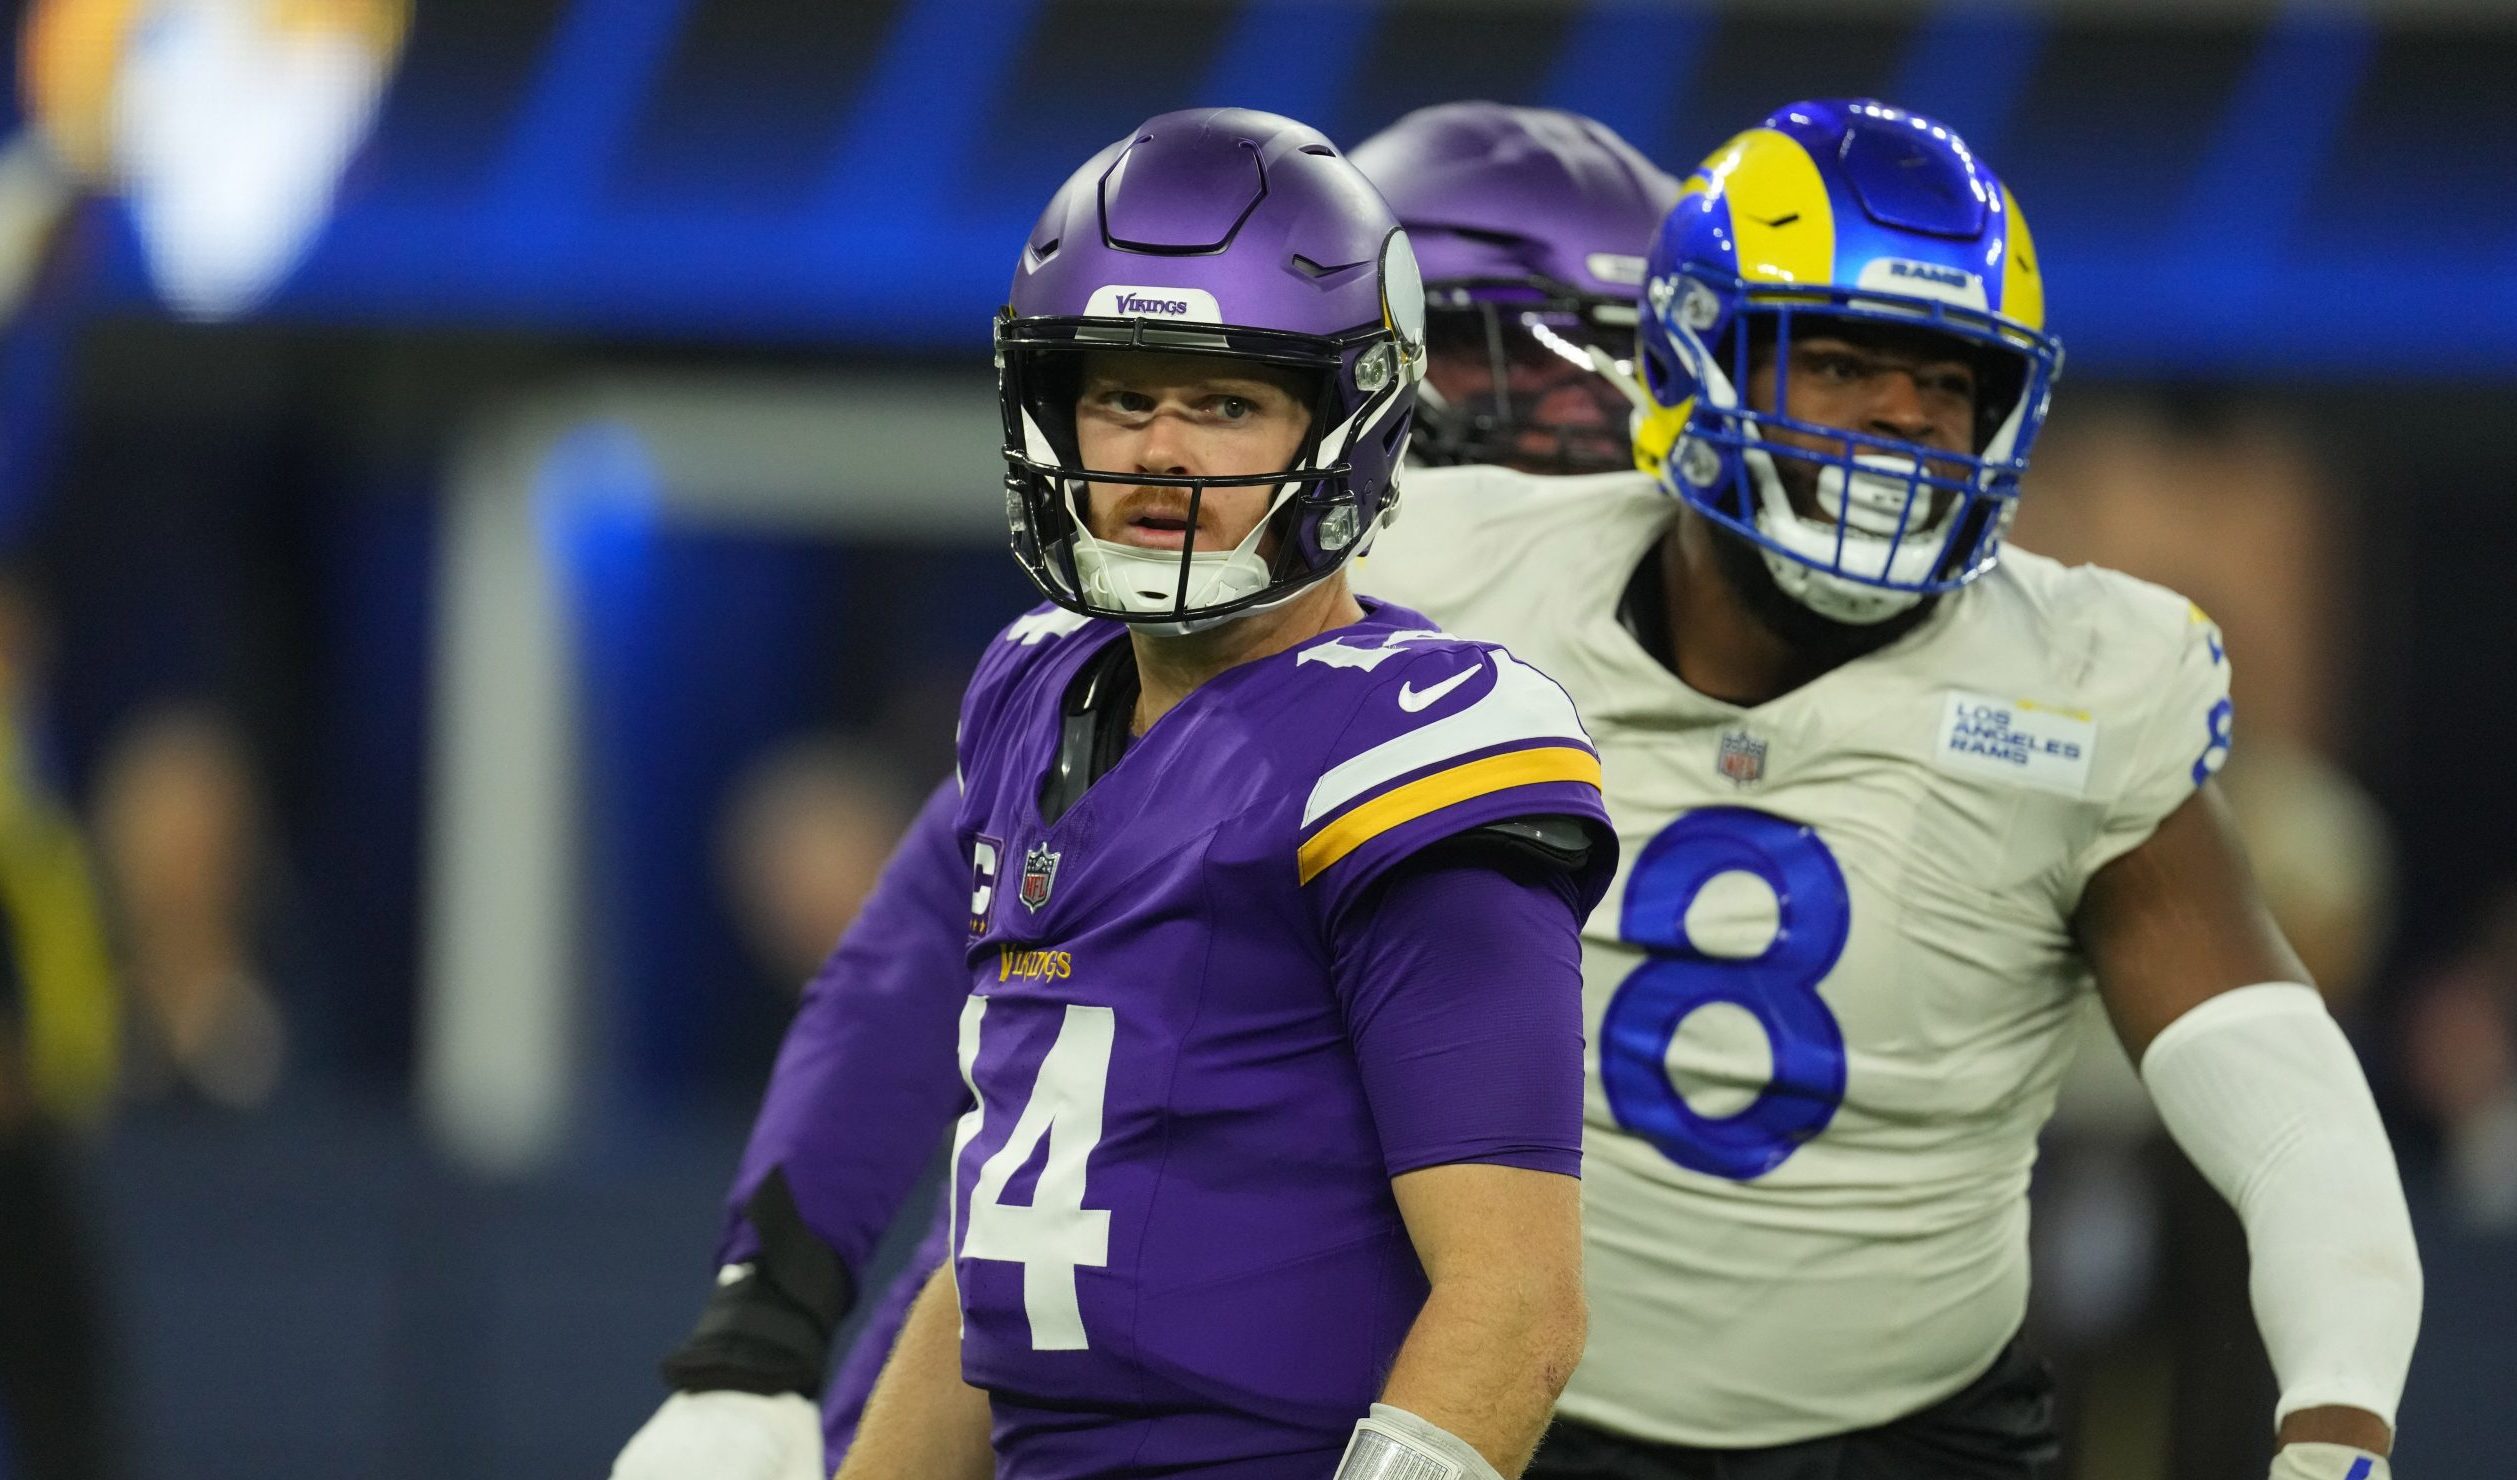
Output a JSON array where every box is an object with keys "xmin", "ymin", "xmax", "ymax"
[
  {"xmin": 618, "ymin": 107, "xmax": 1620, "ymax": 1480},
  {"xmin": 1350, "ymin": 102, "xmax": 1679, "ymax": 477},
  {"xmin": 611, "ymin": 104, "xmax": 1671, "ymax": 1480},
  {"xmin": 860, "ymin": 105, "xmax": 1620, "ymax": 1480}
]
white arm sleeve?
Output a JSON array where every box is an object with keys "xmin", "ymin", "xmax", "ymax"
[{"xmin": 2139, "ymin": 983, "xmax": 2423, "ymax": 1429}]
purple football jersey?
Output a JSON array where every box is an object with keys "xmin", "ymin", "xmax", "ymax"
[
  {"xmin": 718, "ymin": 778, "xmax": 971, "ymax": 1280},
  {"xmin": 945, "ymin": 600, "xmax": 1610, "ymax": 1478},
  {"xmin": 813, "ymin": 849, "xmax": 1594, "ymax": 1466}
]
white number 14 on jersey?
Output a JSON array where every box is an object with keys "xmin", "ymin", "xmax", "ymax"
[{"xmin": 952, "ymin": 999, "xmax": 1115, "ymax": 1350}]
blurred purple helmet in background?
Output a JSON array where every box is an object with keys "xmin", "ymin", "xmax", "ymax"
[
  {"xmin": 998, "ymin": 107, "xmax": 1425, "ymax": 631},
  {"xmin": 1350, "ymin": 102, "xmax": 1678, "ymax": 474}
]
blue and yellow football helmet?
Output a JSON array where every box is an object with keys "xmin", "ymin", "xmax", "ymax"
[{"xmin": 1635, "ymin": 99, "xmax": 2064, "ymax": 624}]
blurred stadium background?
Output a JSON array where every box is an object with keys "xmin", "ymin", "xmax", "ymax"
[{"xmin": 0, "ymin": 0, "xmax": 2509, "ymax": 1475}]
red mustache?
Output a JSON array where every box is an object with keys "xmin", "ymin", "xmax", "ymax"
[{"xmin": 1106, "ymin": 489, "xmax": 1208, "ymax": 530}]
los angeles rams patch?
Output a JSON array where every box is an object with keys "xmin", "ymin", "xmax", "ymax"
[{"xmin": 1932, "ymin": 691, "xmax": 2096, "ymax": 797}]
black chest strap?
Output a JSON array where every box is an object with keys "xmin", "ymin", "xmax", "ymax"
[{"xmin": 1039, "ymin": 638, "xmax": 1140, "ymax": 827}]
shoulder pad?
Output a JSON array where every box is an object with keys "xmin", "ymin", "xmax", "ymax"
[
  {"xmin": 1454, "ymin": 814, "xmax": 1603, "ymax": 874},
  {"xmin": 1300, "ymin": 636, "xmax": 1593, "ymax": 834}
]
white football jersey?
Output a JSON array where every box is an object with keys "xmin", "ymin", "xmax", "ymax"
[{"xmin": 1359, "ymin": 466, "xmax": 2234, "ymax": 1447}]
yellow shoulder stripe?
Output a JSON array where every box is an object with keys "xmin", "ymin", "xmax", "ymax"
[{"xmin": 1297, "ymin": 746, "xmax": 1602, "ymax": 886}]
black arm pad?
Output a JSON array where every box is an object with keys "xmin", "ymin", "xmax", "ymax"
[
  {"xmin": 658, "ymin": 1169, "xmax": 856, "ymax": 1397},
  {"xmin": 1446, "ymin": 814, "xmax": 1601, "ymax": 874}
]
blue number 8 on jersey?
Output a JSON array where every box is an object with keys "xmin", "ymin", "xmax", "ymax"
[{"xmin": 1600, "ymin": 808, "xmax": 1852, "ymax": 1181}]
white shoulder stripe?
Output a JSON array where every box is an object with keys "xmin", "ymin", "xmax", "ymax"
[
  {"xmin": 1006, "ymin": 607, "xmax": 1094, "ymax": 645},
  {"xmin": 1303, "ymin": 650, "xmax": 1589, "ymax": 827}
]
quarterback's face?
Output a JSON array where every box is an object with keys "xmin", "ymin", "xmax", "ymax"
[
  {"xmin": 1074, "ymin": 351, "xmax": 1315, "ymax": 554},
  {"xmin": 1747, "ymin": 327, "xmax": 1978, "ymax": 520}
]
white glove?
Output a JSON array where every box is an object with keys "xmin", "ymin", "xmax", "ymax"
[
  {"xmin": 611, "ymin": 1390, "xmax": 826, "ymax": 1480},
  {"xmin": 2269, "ymin": 1443, "xmax": 2389, "ymax": 1480}
]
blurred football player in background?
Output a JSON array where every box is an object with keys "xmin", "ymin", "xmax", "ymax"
[
  {"xmin": 621, "ymin": 107, "xmax": 1616, "ymax": 1480},
  {"xmin": 1354, "ymin": 102, "xmax": 1680, "ymax": 477},
  {"xmin": 0, "ymin": 18, "xmax": 125, "ymax": 1475},
  {"xmin": 1361, "ymin": 99, "xmax": 2418, "ymax": 1480}
]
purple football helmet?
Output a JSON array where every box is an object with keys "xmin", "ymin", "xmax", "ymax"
[
  {"xmin": 998, "ymin": 108, "xmax": 1426, "ymax": 631},
  {"xmin": 1349, "ymin": 102, "xmax": 1679, "ymax": 474}
]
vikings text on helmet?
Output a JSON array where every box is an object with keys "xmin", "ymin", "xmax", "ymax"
[{"xmin": 997, "ymin": 108, "xmax": 1427, "ymax": 631}]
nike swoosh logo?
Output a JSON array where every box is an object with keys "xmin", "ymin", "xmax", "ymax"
[{"xmin": 1397, "ymin": 663, "xmax": 1479, "ymax": 713}]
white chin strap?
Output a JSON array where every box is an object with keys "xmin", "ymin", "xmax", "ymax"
[{"xmin": 1063, "ymin": 478, "xmax": 1294, "ymax": 636}]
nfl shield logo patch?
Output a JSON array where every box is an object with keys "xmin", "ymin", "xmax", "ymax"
[
  {"xmin": 1716, "ymin": 730, "xmax": 1767, "ymax": 787},
  {"xmin": 1019, "ymin": 842, "xmax": 1061, "ymax": 912}
]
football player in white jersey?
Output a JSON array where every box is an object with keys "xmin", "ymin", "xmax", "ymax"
[{"xmin": 1360, "ymin": 99, "xmax": 2420, "ymax": 1480}]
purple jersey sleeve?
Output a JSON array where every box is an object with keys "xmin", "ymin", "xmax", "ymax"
[
  {"xmin": 1332, "ymin": 851, "xmax": 1587, "ymax": 1180},
  {"xmin": 1298, "ymin": 638, "xmax": 1615, "ymax": 930},
  {"xmin": 716, "ymin": 777, "xmax": 972, "ymax": 1277}
]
